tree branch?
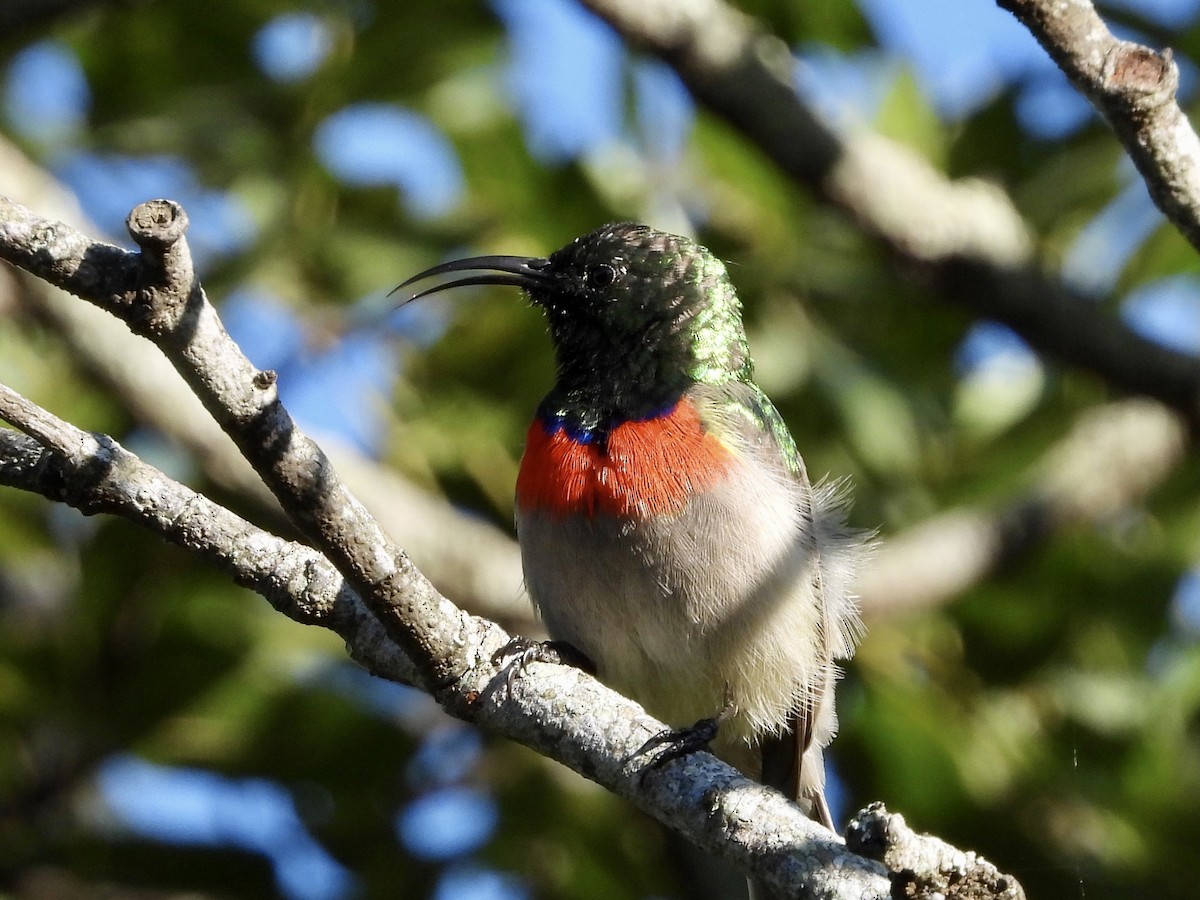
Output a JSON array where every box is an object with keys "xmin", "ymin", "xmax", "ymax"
[
  {"xmin": 0, "ymin": 387, "xmax": 417, "ymax": 686},
  {"xmin": 996, "ymin": 0, "xmax": 1200, "ymax": 254},
  {"xmin": 0, "ymin": 194, "xmax": 911, "ymax": 898},
  {"xmin": 859, "ymin": 398, "xmax": 1187, "ymax": 616},
  {"xmin": 1, "ymin": 193, "xmax": 472, "ymax": 693},
  {"xmin": 0, "ymin": 406, "xmax": 891, "ymax": 900},
  {"xmin": 0, "ymin": 133, "xmax": 530, "ymax": 631},
  {"xmin": 847, "ymin": 804, "xmax": 1024, "ymax": 900},
  {"xmin": 577, "ymin": 0, "xmax": 1200, "ymax": 425}
]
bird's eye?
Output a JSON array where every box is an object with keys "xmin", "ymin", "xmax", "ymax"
[{"xmin": 587, "ymin": 264, "xmax": 617, "ymax": 288}]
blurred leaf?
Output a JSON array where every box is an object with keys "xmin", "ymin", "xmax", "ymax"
[
  {"xmin": 1117, "ymin": 218, "xmax": 1200, "ymax": 294},
  {"xmin": 873, "ymin": 65, "xmax": 944, "ymax": 166}
]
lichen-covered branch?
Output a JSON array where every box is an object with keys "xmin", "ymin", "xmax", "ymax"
[
  {"xmin": 0, "ymin": 132, "xmax": 527, "ymax": 626},
  {"xmin": 848, "ymin": 804, "xmax": 1025, "ymax": 900},
  {"xmin": 577, "ymin": 0, "xmax": 1200, "ymax": 425},
  {"xmin": 0, "ymin": 393, "xmax": 891, "ymax": 900},
  {"xmin": 997, "ymin": 0, "xmax": 1200, "ymax": 254},
  {"xmin": 0, "ymin": 387, "xmax": 417, "ymax": 685},
  {"xmin": 0, "ymin": 193, "xmax": 473, "ymax": 693},
  {"xmin": 0, "ymin": 194, "xmax": 910, "ymax": 898}
]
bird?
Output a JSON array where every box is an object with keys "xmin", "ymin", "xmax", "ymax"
[{"xmin": 396, "ymin": 222, "xmax": 864, "ymax": 830}]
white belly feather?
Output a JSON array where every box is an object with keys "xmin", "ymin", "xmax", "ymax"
[{"xmin": 516, "ymin": 452, "xmax": 848, "ymax": 768}]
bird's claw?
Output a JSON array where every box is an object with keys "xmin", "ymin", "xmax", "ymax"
[
  {"xmin": 636, "ymin": 694, "xmax": 738, "ymax": 773},
  {"xmin": 491, "ymin": 637, "xmax": 594, "ymax": 698}
]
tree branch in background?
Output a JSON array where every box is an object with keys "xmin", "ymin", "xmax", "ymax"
[
  {"xmin": 997, "ymin": 0, "xmax": 1200, "ymax": 254},
  {"xmin": 859, "ymin": 398, "xmax": 1188, "ymax": 616},
  {"xmin": 930, "ymin": 258, "xmax": 1200, "ymax": 418},
  {"xmin": 578, "ymin": 0, "xmax": 1200, "ymax": 425}
]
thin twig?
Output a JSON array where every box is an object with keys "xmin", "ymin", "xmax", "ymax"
[{"xmin": 997, "ymin": 0, "xmax": 1200, "ymax": 254}]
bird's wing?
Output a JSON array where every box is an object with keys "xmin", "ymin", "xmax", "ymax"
[
  {"xmin": 693, "ymin": 380, "xmax": 863, "ymax": 821},
  {"xmin": 759, "ymin": 453, "xmax": 835, "ymax": 821}
]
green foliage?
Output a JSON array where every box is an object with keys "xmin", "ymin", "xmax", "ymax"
[{"xmin": 2, "ymin": 1, "xmax": 1199, "ymax": 899}]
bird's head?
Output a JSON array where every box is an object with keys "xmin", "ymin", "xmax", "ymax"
[{"xmin": 396, "ymin": 223, "xmax": 751, "ymax": 423}]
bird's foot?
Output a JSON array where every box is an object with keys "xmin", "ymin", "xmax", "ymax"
[
  {"xmin": 636, "ymin": 692, "xmax": 738, "ymax": 773},
  {"xmin": 490, "ymin": 637, "xmax": 594, "ymax": 698}
]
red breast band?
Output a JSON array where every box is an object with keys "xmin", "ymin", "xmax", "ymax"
[{"xmin": 516, "ymin": 399, "xmax": 734, "ymax": 518}]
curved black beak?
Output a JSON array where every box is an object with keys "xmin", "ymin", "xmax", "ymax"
[{"xmin": 390, "ymin": 255, "xmax": 553, "ymax": 305}]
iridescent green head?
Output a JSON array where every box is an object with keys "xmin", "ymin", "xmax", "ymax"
[{"xmin": 397, "ymin": 223, "xmax": 752, "ymax": 425}]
